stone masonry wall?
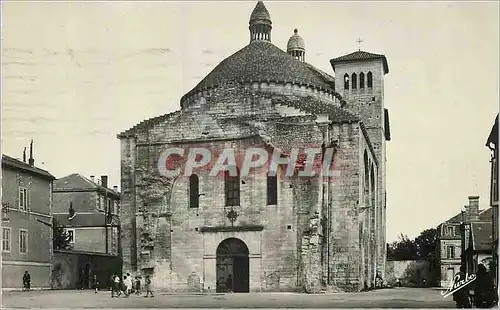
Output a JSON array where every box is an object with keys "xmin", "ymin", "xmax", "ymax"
[
  {"xmin": 335, "ymin": 59, "xmax": 387, "ymax": 279},
  {"xmin": 119, "ymin": 83, "xmax": 368, "ymax": 292}
]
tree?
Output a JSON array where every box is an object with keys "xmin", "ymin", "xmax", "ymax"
[
  {"xmin": 387, "ymin": 233, "xmax": 418, "ymax": 260},
  {"xmin": 53, "ymin": 218, "xmax": 72, "ymax": 250}
]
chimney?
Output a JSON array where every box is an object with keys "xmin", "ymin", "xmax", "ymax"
[
  {"xmin": 28, "ymin": 140, "xmax": 34, "ymax": 166},
  {"xmin": 23, "ymin": 147, "xmax": 27, "ymax": 163},
  {"xmin": 101, "ymin": 175, "xmax": 108, "ymax": 188},
  {"xmin": 113, "ymin": 186, "xmax": 118, "ymax": 192},
  {"xmin": 466, "ymin": 196, "xmax": 480, "ymax": 222},
  {"xmin": 90, "ymin": 175, "xmax": 95, "ymax": 183}
]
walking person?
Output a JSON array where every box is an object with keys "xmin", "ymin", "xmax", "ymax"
[
  {"xmin": 453, "ymin": 266, "xmax": 472, "ymax": 308},
  {"xmin": 125, "ymin": 275, "xmax": 133, "ymax": 296},
  {"xmin": 473, "ymin": 264, "xmax": 494, "ymax": 308},
  {"xmin": 111, "ymin": 274, "xmax": 121, "ymax": 298},
  {"xmin": 135, "ymin": 276, "xmax": 141, "ymax": 295},
  {"xmin": 144, "ymin": 275, "xmax": 154, "ymax": 298},
  {"xmin": 22, "ymin": 271, "xmax": 31, "ymax": 291},
  {"xmin": 92, "ymin": 274, "xmax": 99, "ymax": 293},
  {"xmin": 121, "ymin": 276, "xmax": 129, "ymax": 297}
]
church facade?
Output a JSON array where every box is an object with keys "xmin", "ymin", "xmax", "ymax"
[{"xmin": 118, "ymin": 1, "xmax": 391, "ymax": 293}]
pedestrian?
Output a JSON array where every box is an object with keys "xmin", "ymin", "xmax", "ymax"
[
  {"xmin": 135, "ymin": 276, "xmax": 141, "ymax": 295},
  {"xmin": 227, "ymin": 274, "xmax": 233, "ymax": 293},
  {"xmin": 125, "ymin": 275, "xmax": 133, "ymax": 296},
  {"xmin": 452, "ymin": 266, "xmax": 471, "ymax": 308},
  {"xmin": 22, "ymin": 271, "xmax": 31, "ymax": 291},
  {"xmin": 144, "ymin": 275, "xmax": 154, "ymax": 298},
  {"xmin": 396, "ymin": 278, "xmax": 402, "ymax": 287},
  {"xmin": 122, "ymin": 276, "xmax": 129, "ymax": 297},
  {"xmin": 474, "ymin": 264, "xmax": 494, "ymax": 308},
  {"xmin": 111, "ymin": 274, "xmax": 121, "ymax": 298},
  {"xmin": 93, "ymin": 274, "xmax": 99, "ymax": 293}
]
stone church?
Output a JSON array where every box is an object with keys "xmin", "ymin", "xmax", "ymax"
[{"xmin": 118, "ymin": 1, "xmax": 391, "ymax": 293}]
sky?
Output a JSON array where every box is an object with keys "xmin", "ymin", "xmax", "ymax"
[{"xmin": 2, "ymin": 1, "xmax": 499, "ymax": 242}]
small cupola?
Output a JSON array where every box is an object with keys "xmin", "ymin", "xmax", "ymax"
[
  {"xmin": 287, "ymin": 29, "xmax": 305, "ymax": 62},
  {"xmin": 249, "ymin": 1, "xmax": 272, "ymax": 43}
]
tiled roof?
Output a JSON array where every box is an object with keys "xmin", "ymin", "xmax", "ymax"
[
  {"xmin": 54, "ymin": 173, "xmax": 120, "ymax": 197},
  {"xmin": 471, "ymin": 222, "xmax": 493, "ymax": 252},
  {"xmin": 441, "ymin": 208, "xmax": 492, "ymax": 225},
  {"xmin": 270, "ymin": 95, "xmax": 359, "ymax": 123},
  {"xmin": 330, "ymin": 50, "xmax": 389, "ymax": 74},
  {"xmin": 117, "ymin": 110, "xmax": 182, "ymax": 138},
  {"xmin": 1, "ymin": 154, "xmax": 55, "ymax": 180},
  {"xmin": 479, "ymin": 207, "xmax": 494, "ymax": 221},
  {"xmin": 250, "ymin": 1, "xmax": 271, "ymax": 23},
  {"xmin": 54, "ymin": 213, "xmax": 119, "ymax": 227},
  {"xmin": 287, "ymin": 30, "xmax": 305, "ymax": 51},
  {"xmin": 181, "ymin": 41, "xmax": 337, "ymax": 103},
  {"xmin": 486, "ymin": 114, "xmax": 498, "ymax": 147}
]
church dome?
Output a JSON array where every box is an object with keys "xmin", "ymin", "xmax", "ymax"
[
  {"xmin": 181, "ymin": 41, "xmax": 335, "ymax": 104},
  {"xmin": 287, "ymin": 29, "xmax": 305, "ymax": 52},
  {"xmin": 250, "ymin": 1, "xmax": 271, "ymax": 25}
]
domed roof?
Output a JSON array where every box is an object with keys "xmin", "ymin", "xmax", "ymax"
[
  {"xmin": 181, "ymin": 41, "xmax": 335, "ymax": 102},
  {"xmin": 250, "ymin": 1, "xmax": 271, "ymax": 25},
  {"xmin": 287, "ymin": 29, "xmax": 305, "ymax": 52}
]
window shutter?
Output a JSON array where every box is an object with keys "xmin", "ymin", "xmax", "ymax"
[
  {"xmin": 18, "ymin": 188, "xmax": 23, "ymax": 210},
  {"xmin": 27, "ymin": 190, "xmax": 31, "ymax": 212}
]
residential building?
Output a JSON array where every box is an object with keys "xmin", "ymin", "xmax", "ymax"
[
  {"xmin": 52, "ymin": 174, "xmax": 120, "ymax": 255},
  {"xmin": 486, "ymin": 114, "xmax": 498, "ymax": 288},
  {"xmin": 1, "ymin": 145, "xmax": 56, "ymax": 289},
  {"xmin": 460, "ymin": 196, "xmax": 495, "ymax": 275},
  {"xmin": 436, "ymin": 212, "xmax": 463, "ymax": 287},
  {"xmin": 51, "ymin": 174, "xmax": 121, "ymax": 289},
  {"xmin": 437, "ymin": 196, "xmax": 493, "ymax": 287}
]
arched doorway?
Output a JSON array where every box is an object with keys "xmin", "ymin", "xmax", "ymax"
[{"xmin": 216, "ymin": 238, "xmax": 249, "ymax": 293}]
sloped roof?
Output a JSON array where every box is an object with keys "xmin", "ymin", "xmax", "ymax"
[
  {"xmin": 330, "ymin": 50, "xmax": 389, "ymax": 74},
  {"xmin": 54, "ymin": 173, "xmax": 120, "ymax": 197},
  {"xmin": 486, "ymin": 114, "xmax": 498, "ymax": 147},
  {"xmin": 181, "ymin": 40, "xmax": 337, "ymax": 103},
  {"xmin": 441, "ymin": 208, "xmax": 493, "ymax": 225},
  {"xmin": 2, "ymin": 154, "xmax": 55, "ymax": 180},
  {"xmin": 271, "ymin": 95, "xmax": 358, "ymax": 123},
  {"xmin": 250, "ymin": 1, "xmax": 271, "ymax": 23},
  {"xmin": 471, "ymin": 222, "xmax": 493, "ymax": 252},
  {"xmin": 479, "ymin": 208, "xmax": 494, "ymax": 221},
  {"xmin": 117, "ymin": 110, "xmax": 182, "ymax": 138}
]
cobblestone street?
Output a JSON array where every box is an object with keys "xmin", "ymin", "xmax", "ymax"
[{"xmin": 2, "ymin": 287, "xmax": 455, "ymax": 308}]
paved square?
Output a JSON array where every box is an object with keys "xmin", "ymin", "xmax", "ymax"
[{"xmin": 2, "ymin": 287, "xmax": 455, "ymax": 308}]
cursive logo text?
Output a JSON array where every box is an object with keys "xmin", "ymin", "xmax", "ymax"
[{"xmin": 441, "ymin": 272, "xmax": 476, "ymax": 298}]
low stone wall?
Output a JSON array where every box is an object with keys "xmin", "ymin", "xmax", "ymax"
[
  {"xmin": 51, "ymin": 250, "xmax": 122, "ymax": 289},
  {"xmin": 385, "ymin": 260, "xmax": 432, "ymax": 287},
  {"xmin": 2, "ymin": 262, "xmax": 51, "ymax": 289}
]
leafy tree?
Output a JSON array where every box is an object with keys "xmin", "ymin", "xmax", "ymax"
[
  {"xmin": 387, "ymin": 233, "xmax": 418, "ymax": 260},
  {"xmin": 53, "ymin": 218, "xmax": 72, "ymax": 250}
]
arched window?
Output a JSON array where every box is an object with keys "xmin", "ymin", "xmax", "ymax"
[
  {"xmin": 267, "ymin": 170, "xmax": 278, "ymax": 205},
  {"xmin": 344, "ymin": 73, "xmax": 349, "ymax": 90},
  {"xmin": 352, "ymin": 73, "xmax": 357, "ymax": 89},
  {"xmin": 367, "ymin": 71, "xmax": 373, "ymax": 88},
  {"xmin": 359, "ymin": 72, "xmax": 365, "ymax": 89},
  {"xmin": 225, "ymin": 167, "xmax": 240, "ymax": 206},
  {"xmin": 189, "ymin": 174, "xmax": 199, "ymax": 208}
]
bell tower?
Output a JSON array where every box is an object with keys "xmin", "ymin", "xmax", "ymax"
[{"xmin": 330, "ymin": 50, "xmax": 391, "ymax": 280}]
